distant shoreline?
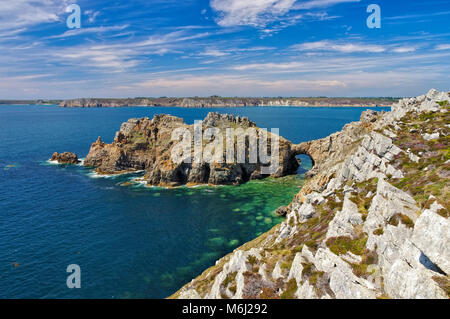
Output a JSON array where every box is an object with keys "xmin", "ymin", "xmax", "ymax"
[{"xmin": 0, "ymin": 96, "xmax": 399, "ymax": 108}]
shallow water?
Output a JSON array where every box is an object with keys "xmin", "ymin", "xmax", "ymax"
[{"xmin": 0, "ymin": 105, "xmax": 389, "ymax": 298}]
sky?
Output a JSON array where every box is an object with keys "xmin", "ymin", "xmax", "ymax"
[{"xmin": 0, "ymin": 0, "xmax": 449, "ymax": 99}]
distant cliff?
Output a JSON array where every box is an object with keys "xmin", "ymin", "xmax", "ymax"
[{"xmin": 58, "ymin": 97, "xmax": 397, "ymax": 108}]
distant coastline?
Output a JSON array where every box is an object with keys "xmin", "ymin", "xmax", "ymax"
[{"xmin": 0, "ymin": 96, "xmax": 399, "ymax": 108}]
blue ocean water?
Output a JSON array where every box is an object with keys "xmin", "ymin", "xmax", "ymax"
[{"xmin": 0, "ymin": 105, "xmax": 389, "ymax": 298}]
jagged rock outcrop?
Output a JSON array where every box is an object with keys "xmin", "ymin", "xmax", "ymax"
[
  {"xmin": 171, "ymin": 89, "xmax": 449, "ymax": 299},
  {"xmin": 50, "ymin": 152, "xmax": 79, "ymax": 164},
  {"xmin": 83, "ymin": 112, "xmax": 300, "ymax": 186}
]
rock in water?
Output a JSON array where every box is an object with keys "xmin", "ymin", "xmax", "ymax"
[
  {"xmin": 51, "ymin": 152, "xmax": 79, "ymax": 164},
  {"xmin": 83, "ymin": 112, "xmax": 300, "ymax": 186}
]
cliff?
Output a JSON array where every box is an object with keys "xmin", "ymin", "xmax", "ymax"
[
  {"xmin": 171, "ymin": 89, "xmax": 450, "ymax": 299},
  {"xmin": 58, "ymin": 97, "xmax": 397, "ymax": 108},
  {"xmin": 83, "ymin": 112, "xmax": 300, "ymax": 186}
]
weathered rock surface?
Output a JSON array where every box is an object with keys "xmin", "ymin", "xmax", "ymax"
[
  {"xmin": 171, "ymin": 89, "xmax": 449, "ymax": 300},
  {"xmin": 83, "ymin": 112, "xmax": 300, "ymax": 186},
  {"xmin": 50, "ymin": 152, "xmax": 79, "ymax": 164},
  {"xmin": 412, "ymin": 209, "xmax": 449, "ymax": 275}
]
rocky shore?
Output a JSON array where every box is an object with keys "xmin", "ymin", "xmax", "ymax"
[
  {"xmin": 81, "ymin": 112, "xmax": 300, "ymax": 186},
  {"xmin": 58, "ymin": 97, "xmax": 397, "ymax": 108},
  {"xmin": 171, "ymin": 89, "xmax": 450, "ymax": 299}
]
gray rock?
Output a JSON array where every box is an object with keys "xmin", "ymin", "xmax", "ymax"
[
  {"xmin": 326, "ymin": 194, "xmax": 363, "ymax": 239},
  {"xmin": 423, "ymin": 132, "xmax": 440, "ymax": 141},
  {"xmin": 412, "ymin": 210, "xmax": 450, "ymax": 275}
]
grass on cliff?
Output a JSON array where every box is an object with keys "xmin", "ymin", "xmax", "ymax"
[
  {"xmin": 280, "ymin": 279, "xmax": 298, "ymax": 299},
  {"xmin": 387, "ymin": 213, "xmax": 415, "ymax": 228},
  {"xmin": 326, "ymin": 234, "xmax": 368, "ymax": 256},
  {"xmin": 348, "ymin": 178, "xmax": 378, "ymax": 221},
  {"xmin": 390, "ymin": 110, "xmax": 449, "ymax": 217}
]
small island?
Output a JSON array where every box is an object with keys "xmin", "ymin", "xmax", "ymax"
[{"xmin": 70, "ymin": 112, "xmax": 301, "ymax": 187}]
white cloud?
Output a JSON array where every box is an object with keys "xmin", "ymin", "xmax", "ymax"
[
  {"xmin": 126, "ymin": 74, "xmax": 347, "ymax": 96},
  {"xmin": 199, "ymin": 49, "xmax": 230, "ymax": 57},
  {"xmin": 229, "ymin": 51, "xmax": 450, "ymax": 76},
  {"xmin": 210, "ymin": 0, "xmax": 297, "ymax": 27},
  {"xmin": 53, "ymin": 46, "xmax": 139, "ymax": 71},
  {"xmin": 233, "ymin": 62, "xmax": 305, "ymax": 71},
  {"xmin": 0, "ymin": 0, "xmax": 73, "ymax": 32},
  {"xmin": 294, "ymin": 0, "xmax": 360, "ymax": 10},
  {"xmin": 85, "ymin": 10, "xmax": 100, "ymax": 23},
  {"xmin": 435, "ymin": 44, "xmax": 450, "ymax": 51},
  {"xmin": 210, "ymin": 0, "xmax": 358, "ymax": 27},
  {"xmin": 48, "ymin": 25, "xmax": 129, "ymax": 39},
  {"xmin": 48, "ymin": 30, "xmax": 214, "ymax": 71},
  {"xmin": 392, "ymin": 47, "xmax": 416, "ymax": 53},
  {"xmin": 292, "ymin": 40, "xmax": 386, "ymax": 53}
]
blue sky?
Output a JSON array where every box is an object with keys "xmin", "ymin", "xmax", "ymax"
[{"xmin": 0, "ymin": 0, "xmax": 449, "ymax": 99}]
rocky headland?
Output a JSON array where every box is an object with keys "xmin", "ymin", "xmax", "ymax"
[
  {"xmin": 81, "ymin": 112, "xmax": 300, "ymax": 186},
  {"xmin": 171, "ymin": 89, "xmax": 450, "ymax": 299}
]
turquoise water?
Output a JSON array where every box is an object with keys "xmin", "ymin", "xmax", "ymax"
[{"xmin": 0, "ymin": 105, "xmax": 389, "ymax": 298}]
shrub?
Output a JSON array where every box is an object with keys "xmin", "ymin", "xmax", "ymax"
[
  {"xmin": 388, "ymin": 213, "xmax": 414, "ymax": 228},
  {"xmin": 280, "ymin": 279, "xmax": 298, "ymax": 299},
  {"xmin": 247, "ymin": 255, "xmax": 258, "ymax": 265},
  {"xmin": 326, "ymin": 234, "xmax": 368, "ymax": 256},
  {"xmin": 373, "ymin": 227, "xmax": 384, "ymax": 236}
]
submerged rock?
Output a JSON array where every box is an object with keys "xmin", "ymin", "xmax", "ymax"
[{"xmin": 50, "ymin": 152, "xmax": 79, "ymax": 164}]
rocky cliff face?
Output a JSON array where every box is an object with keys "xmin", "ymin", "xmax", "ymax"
[
  {"xmin": 171, "ymin": 89, "xmax": 449, "ymax": 299},
  {"xmin": 59, "ymin": 97, "xmax": 396, "ymax": 108},
  {"xmin": 84, "ymin": 112, "xmax": 300, "ymax": 186}
]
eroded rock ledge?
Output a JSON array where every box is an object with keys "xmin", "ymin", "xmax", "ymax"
[
  {"xmin": 172, "ymin": 89, "xmax": 449, "ymax": 299},
  {"xmin": 82, "ymin": 112, "xmax": 300, "ymax": 186}
]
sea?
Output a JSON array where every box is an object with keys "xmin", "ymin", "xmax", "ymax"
[{"xmin": 0, "ymin": 104, "xmax": 389, "ymax": 298}]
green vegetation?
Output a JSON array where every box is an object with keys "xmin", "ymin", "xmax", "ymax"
[
  {"xmin": 326, "ymin": 234, "xmax": 368, "ymax": 256},
  {"xmin": 387, "ymin": 213, "xmax": 415, "ymax": 228},
  {"xmin": 391, "ymin": 110, "xmax": 449, "ymax": 215},
  {"xmin": 373, "ymin": 227, "xmax": 384, "ymax": 236},
  {"xmin": 247, "ymin": 255, "xmax": 258, "ymax": 266},
  {"xmin": 223, "ymin": 271, "xmax": 238, "ymax": 288},
  {"xmin": 280, "ymin": 279, "xmax": 298, "ymax": 299},
  {"xmin": 346, "ymin": 178, "xmax": 378, "ymax": 221},
  {"xmin": 300, "ymin": 262, "xmax": 328, "ymax": 297}
]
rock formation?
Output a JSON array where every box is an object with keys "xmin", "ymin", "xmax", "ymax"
[
  {"xmin": 50, "ymin": 152, "xmax": 79, "ymax": 164},
  {"xmin": 83, "ymin": 112, "xmax": 300, "ymax": 186},
  {"xmin": 171, "ymin": 89, "xmax": 450, "ymax": 299}
]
